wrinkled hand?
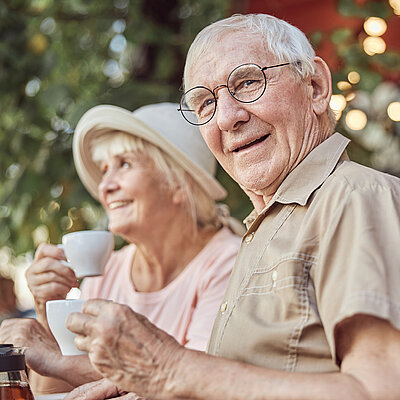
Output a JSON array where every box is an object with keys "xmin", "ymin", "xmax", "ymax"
[
  {"xmin": 64, "ymin": 378, "xmax": 147, "ymax": 400},
  {"xmin": 66, "ymin": 300, "xmax": 184, "ymax": 399},
  {"xmin": 0, "ymin": 318, "xmax": 62, "ymax": 376},
  {"xmin": 26, "ymin": 243, "xmax": 79, "ymax": 319}
]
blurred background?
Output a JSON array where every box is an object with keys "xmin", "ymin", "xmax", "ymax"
[{"xmin": 0, "ymin": 0, "xmax": 399, "ymax": 311}]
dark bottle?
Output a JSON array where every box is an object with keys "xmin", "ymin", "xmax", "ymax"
[{"xmin": 0, "ymin": 344, "xmax": 34, "ymax": 400}]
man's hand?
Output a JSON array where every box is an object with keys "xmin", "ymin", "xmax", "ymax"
[
  {"xmin": 0, "ymin": 318, "xmax": 62, "ymax": 376},
  {"xmin": 66, "ymin": 299, "xmax": 184, "ymax": 398}
]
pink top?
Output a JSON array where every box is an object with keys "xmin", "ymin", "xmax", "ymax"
[{"xmin": 80, "ymin": 227, "xmax": 241, "ymax": 351}]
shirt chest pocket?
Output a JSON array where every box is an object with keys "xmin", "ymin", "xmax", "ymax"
[{"xmin": 238, "ymin": 255, "xmax": 314, "ymax": 324}]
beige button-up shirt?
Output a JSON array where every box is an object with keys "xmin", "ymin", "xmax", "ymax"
[{"xmin": 208, "ymin": 133, "xmax": 400, "ymax": 373}]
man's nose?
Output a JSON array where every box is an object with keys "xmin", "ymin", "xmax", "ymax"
[{"xmin": 215, "ymin": 89, "xmax": 250, "ymax": 131}]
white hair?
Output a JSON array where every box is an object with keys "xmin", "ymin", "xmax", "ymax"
[
  {"xmin": 184, "ymin": 13, "xmax": 336, "ymax": 129},
  {"xmin": 90, "ymin": 129, "xmax": 229, "ymax": 234},
  {"xmin": 184, "ymin": 14, "xmax": 317, "ymax": 89}
]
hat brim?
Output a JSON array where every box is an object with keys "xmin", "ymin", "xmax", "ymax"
[{"xmin": 73, "ymin": 105, "xmax": 227, "ymax": 201}]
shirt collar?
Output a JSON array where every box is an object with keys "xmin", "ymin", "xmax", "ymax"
[{"xmin": 243, "ymin": 133, "xmax": 350, "ymax": 228}]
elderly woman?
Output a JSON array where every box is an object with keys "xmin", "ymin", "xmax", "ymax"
[{"xmin": 0, "ymin": 103, "xmax": 242, "ymax": 394}]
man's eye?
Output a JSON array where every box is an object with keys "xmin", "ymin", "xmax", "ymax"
[
  {"xmin": 236, "ymin": 79, "xmax": 257, "ymax": 90},
  {"xmin": 244, "ymin": 79, "xmax": 256, "ymax": 87},
  {"xmin": 100, "ymin": 166, "xmax": 108, "ymax": 175},
  {"xmin": 198, "ymin": 97, "xmax": 215, "ymax": 114},
  {"xmin": 121, "ymin": 161, "xmax": 131, "ymax": 169}
]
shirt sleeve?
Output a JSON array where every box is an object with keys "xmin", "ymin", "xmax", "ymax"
[
  {"xmin": 314, "ymin": 179, "xmax": 400, "ymax": 361},
  {"xmin": 184, "ymin": 234, "xmax": 240, "ymax": 351}
]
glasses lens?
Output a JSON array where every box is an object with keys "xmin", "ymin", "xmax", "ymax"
[
  {"xmin": 228, "ymin": 64, "xmax": 266, "ymax": 103},
  {"xmin": 180, "ymin": 87, "xmax": 216, "ymax": 126}
]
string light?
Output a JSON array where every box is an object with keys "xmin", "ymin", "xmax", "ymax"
[
  {"xmin": 363, "ymin": 17, "xmax": 387, "ymax": 36},
  {"xmin": 337, "ymin": 81, "xmax": 352, "ymax": 91},
  {"xmin": 389, "ymin": 0, "xmax": 400, "ymax": 15},
  {"xmin": 345, "ymin": 92, "xmax": 356, "ymax": 102},
  {"xmin": 330, "ymin": 95, "xmax": 347, "ymax": 111},
  {"xmin": 345, "ymin": 110, "xmax": 368, "ymax": 130},
  {"xmin": 347, "ymin": 71, "xmax": 360, "ymax": 84},
  {"xmin": 387, "ymin": 102, "xmax": 400, "ymax": 121},
  {"xmin": 363, "ymin": 36, "xmax": 386, "ymax": 55}
]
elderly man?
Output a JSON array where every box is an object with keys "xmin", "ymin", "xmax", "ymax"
[{"xmin": 66, "ymin": 13, "xmax": 400, "ymax": 400}]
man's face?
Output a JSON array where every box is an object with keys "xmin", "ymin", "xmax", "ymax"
[{"xmin": 187, "ymin": 32, "xmax": 316, "ymax": 199}]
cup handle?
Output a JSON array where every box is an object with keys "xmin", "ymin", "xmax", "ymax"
[{"xmin": 57, "ymin": 244, "xmax": 72, "ymax": 268}]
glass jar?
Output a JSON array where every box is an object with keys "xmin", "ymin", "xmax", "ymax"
[{"xmin": 0, "ymin": 345, "xmax": 34, "ymax": 400}]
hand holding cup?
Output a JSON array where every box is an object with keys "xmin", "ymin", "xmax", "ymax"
[{"xmin": 66, "ymin": 299, "xmax": 184, "ymax": 397}]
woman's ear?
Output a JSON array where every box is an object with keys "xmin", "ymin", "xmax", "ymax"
[
  {"xmin": 311, "ymin": 56, "xmax": 332, "ymax": 116},
  {"xmin": 172, "ymin": 187, "xmax": 185, "ymax": 205}
]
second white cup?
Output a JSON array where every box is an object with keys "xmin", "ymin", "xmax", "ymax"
[{"xmin": 46, "ymin": 299, "xmax": 86, "ymax": 356}]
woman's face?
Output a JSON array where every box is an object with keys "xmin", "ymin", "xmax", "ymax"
[{"xmin": 97, "ymin": 151, "xmax": 177, "ymax": 241}]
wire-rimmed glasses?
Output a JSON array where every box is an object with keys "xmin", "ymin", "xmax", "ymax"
[{"xmin": 178, "ymin": 62, "xmax": 291, "ymax": 126}]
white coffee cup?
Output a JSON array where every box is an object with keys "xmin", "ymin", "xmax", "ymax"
[
  {"xmin": 60, "ymin": 230, "xmax": 114, "ymax": 278},
  {"xmin": 46, "ymin": 299, "xmax": 86, "ymax": 356}
]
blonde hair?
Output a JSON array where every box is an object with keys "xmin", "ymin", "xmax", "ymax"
[
  {"xmin": 90, "ymin": 129, "xmax": 226, "ymax": 234},
  {"xmin": 184, "ymin": 13, "xmax": 336, "ymax": 130}
]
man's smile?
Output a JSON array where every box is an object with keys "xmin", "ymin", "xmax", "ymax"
[{"xmin": 232, "ymin": 134, "xmax": 271, "ymax": 153}]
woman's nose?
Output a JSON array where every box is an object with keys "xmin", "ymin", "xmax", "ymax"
[{"xmin": 98, "ymin": 170, "xmax": 120, "ymax": 194}]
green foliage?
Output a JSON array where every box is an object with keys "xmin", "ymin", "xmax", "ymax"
[
  {"xmin": 338, "ymin": 0, "xmax": 391, "ymax": 18},
  {"xmin": 1, "ymin": 0, "xmax": 245, "ymax": 257}
]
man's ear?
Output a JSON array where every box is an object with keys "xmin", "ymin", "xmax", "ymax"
[{"xmin": 311, "ymin": 56, "xmax": 332, "ymax": 116}]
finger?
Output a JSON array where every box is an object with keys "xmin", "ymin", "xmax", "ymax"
[
  {"xmin": 74, "ymin": 334, "xmax": 92, "ymax": 353},
  {"xmin": 30, "ymin": 258, "xmax": 77, "ymax": 281},
  {"xmin": 66, "ymin": 312, "xmax": 93, "ymax": 335},
  {"xmin": 64, "ymin": 378, "xmax": 120, "ymax": 400},
  {"xmin": 31, "ymin": 269, "xmax": 78, "ymax": 289},
  {"xmin": 34, "ymin": 243, "xmax": 66, "ymax": 262},
  {"xmin": 82, "ymin": 299, "xmax": 114, "ymax": 317},
  {"xmin": 27, "ymin": 264, "xmax": 78, "ymax": 296}
]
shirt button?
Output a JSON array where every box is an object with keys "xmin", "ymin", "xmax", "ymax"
[
  {"xmin": 220, "ymin": 302, "xmax": 227, "ymax": 314},
  {"xmin": 272, "ymin": 270, "xmax": 278, "ymax": 288},
  {"xmin": 244, "ymin": 232, "xmax": 254, "ymax": 243}
]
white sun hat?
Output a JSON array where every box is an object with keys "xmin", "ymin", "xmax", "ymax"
[{"xmin": 72, "ymin": 102, "xmax": 227, "ymax": 201}]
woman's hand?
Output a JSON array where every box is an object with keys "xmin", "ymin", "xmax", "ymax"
[
  {"xmin": 0, "ymin": 318, "xmax": 62, "ymax": 377},
  {"xmin": 26, "ymin": 243, "xmax": 79, "ymax": 323},
  {"xmin": 66, "ymin": 299, "xmax": 185, "ymax": 398}
]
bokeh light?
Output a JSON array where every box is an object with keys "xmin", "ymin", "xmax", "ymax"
[
  {"xmin": 387, "ymin": 102, "xmax": 400, "ymax": 122},
  {"xmin": 345, "ymin": 92, "xmax": 356, "ymax": 102},
  {"xmin": 345, "ymin": 109, "xmax": 368, "ymax": 130},
  {"xmin": 337, "ymin": 81, "xmax": 352, "ymax": 91},
  {"xmin": 363, "ymin": 17, "xmax": 387, "ymax": 36},
  {"xmin": 32, "ymin": 225, "xmax": 49, "ymax": 247},
  {"xmin": 363, "ymin": 36, "xmax": 386, "ymax": 55},
  {"xmin": 25, "ymin": 78, "xmax": 41, "ymax": 97},
  {"xmin": 389, "ymin": 0, "xmax": 400, "ymax": 15},
  {"xmin": 330, "ymin": 94, "xmax": 347, "ymax": 112},
  {"xmin": 347, "ymin": 71, "xmax": 360, "ymax": 84}
]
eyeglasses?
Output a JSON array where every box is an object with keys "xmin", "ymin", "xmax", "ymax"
[{"xmin": 178, "ymin": 62, "xmax": 292, "ymax": 126}]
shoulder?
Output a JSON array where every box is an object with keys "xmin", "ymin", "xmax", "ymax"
[
  {"xmin": 194, "ymin": 228, "xmax": 241, "ymax": 285},
  {"xmin": 315, "ymin": 161, "xmax": 400, "ymax": 208},
  {"xmin": 206, "ymin": 227, "xmax": 242, "ymax": 260},
  {"xmin": 329, "ymin": 160, "xmax": 400, "ymax": 193}
]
